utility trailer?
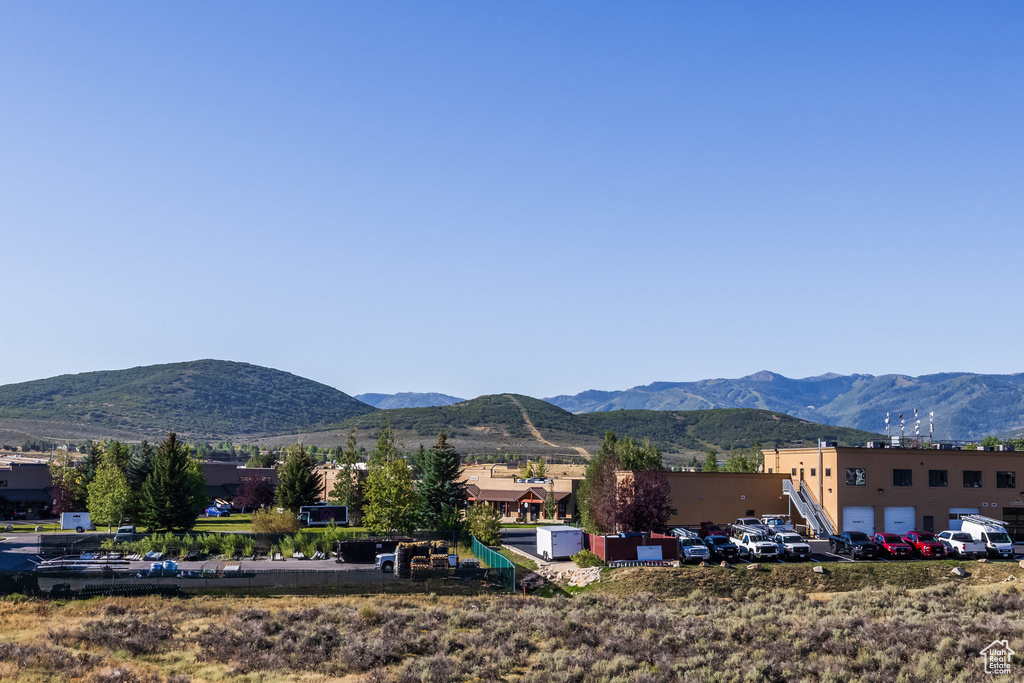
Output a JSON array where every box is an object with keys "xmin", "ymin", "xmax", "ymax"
[
  {"xmin": 536, "ymin": 526, "xmax": 584, "ymax": 560},
  {"xmin": 60, "ymin": 512, "xmax": 95, "ymax": 533},
  {"xmin": 299, "ymin": 505, "xmax": 348, "ymax": 527}
]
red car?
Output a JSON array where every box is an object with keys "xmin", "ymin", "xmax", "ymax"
[
  {"xmin": 902, "ymin": 530, "xmax": 947, "ymax": 559},
  {"xmin": 699, "ymin": 521, "xmax": 729, "ymax": 539},
  {"xmin": 871, "ymin": 533, "xmax": 913, "ymax": 559}
]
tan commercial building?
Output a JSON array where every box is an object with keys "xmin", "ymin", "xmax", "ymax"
[
  {"xmin": 767, "ymin": 444, "xmax": 1024, "ymax": 539},
  {"xmin": 659, "ymin": 471, "xmax": 792, "ymax": 527},
  {"xmin": 462, "ymin": 464, "xmax": 580, "ymax": 522}
]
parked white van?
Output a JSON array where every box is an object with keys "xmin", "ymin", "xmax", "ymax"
[{"xmin": 959, "ymin": 515, "xmax": 1015, "ymax": 559}]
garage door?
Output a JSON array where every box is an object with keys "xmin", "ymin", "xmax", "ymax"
[
  {"xmin": 948, "ymin": 508, "xmax": 979, "ymax": 531},
  {"xmin": 884, "ymin": 507, "xmax": 916, "ymax": 535},
  {"xmin": 842, "ymin": 506, "xmax": 875, "ymax": 535}
]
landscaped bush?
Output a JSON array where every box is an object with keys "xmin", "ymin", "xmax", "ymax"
[
  {"xmin": 571, "ymin": 549, "xmax": 605, "ymax": 567},
  {"xmin": 251, "ymin": 508, "xmax": 300, "ymax": 533}
]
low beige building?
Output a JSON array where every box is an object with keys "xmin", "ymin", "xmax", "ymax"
[
  {"xmin": 652, "ymin": 471, "xmax": 792, "ymax": 527},
  {"xmin": 462, "ymin": 464, "xmax": 580, "ymax": 522}
]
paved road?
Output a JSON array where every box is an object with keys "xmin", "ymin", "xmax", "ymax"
[
  {"xmin": 0, "ymin": 533, "xmax": 42, "ymax": 571},
  {"xmin": 501, "ymin": 528, "xmax": 544, "ymax": 561}
]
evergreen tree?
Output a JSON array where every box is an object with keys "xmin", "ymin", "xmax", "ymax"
[
  {"xmin": 578, "ymin": 431, "xmax": 621, "ymax": 534},
  {"xmin": 363, "ymin": 427, "xmax": 419, "ymax": 535},
  {"xmin": 87, "ymin": 451, "xmax": 131, "ymax": 530},
  {"xmin": 275, "ymin": 443, "xmax": 323, "ymax": 512},
  {"xmin": 702, "ymin": 448, "xmax": 720, "ymax": 472},
  {"xmin": 329, "ymin": 429, "xmax": 363, "ymax": 523},
  {"xmin": 77, "ymin": 443, "xmax": 104, "ymax": 496},
  {"xmin": 140, "ymin": 432, "xmax": 207, "ymax": 533},
  {"xmin": 544, "ymin": 482, "xmax": 557, "ymax": 520},
  {"xmin": 417, "ymin": 431, "xmax": 466, "ymax": 531},
  {"xmin": 125, "ymin": 441, "xmax": 156, "ymax": 521},
  {"xmin": 104, "ymin": 440, "xmax": 132, "ymax": 471}
]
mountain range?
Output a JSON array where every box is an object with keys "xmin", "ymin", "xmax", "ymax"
[
  {"xmin": 0, "ymin": 361, "xmax": 879, "ymax": 459},
  {"xmin": 542, "ymin": 371, "xmax": 1024, "ymax": 440}
]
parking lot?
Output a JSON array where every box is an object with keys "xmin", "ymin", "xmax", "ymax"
[{"xmin": 500, "ymin": 528, "xmax": 1024, "ymax": 565}]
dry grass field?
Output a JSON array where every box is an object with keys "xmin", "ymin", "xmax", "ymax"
[{"xmin": 1, "ymin": 571, "xmax": 1022, "ymax": 682}]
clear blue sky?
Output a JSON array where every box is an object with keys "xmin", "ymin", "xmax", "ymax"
[{"xmin": 2, "ymin": 3, "xmax": 1022, "ymax": 399}]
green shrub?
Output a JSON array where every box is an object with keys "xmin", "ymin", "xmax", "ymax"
[
  {"xmin": 571, "ymin": 549, "xmax": 605, "ymax": 567},
  {"xmin": 251, "ymin": 508, "xmax": 300, "ymax": 533}
]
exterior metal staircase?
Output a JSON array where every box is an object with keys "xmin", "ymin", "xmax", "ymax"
[{"xmin": 783, "ymin": 479, "xmax": 834, "ymax": 538}]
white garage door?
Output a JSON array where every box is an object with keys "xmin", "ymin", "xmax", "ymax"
[
  {"xmin": 842, "ymin": 506, "xmax": 875, "ymax": 535},
  {"xmin": 884, "ymin": 507, "xmax": 916, "ymax": 535},
  {"xmin": 948, "ymin": 508, "xmax": 979, "ymax": 531}
]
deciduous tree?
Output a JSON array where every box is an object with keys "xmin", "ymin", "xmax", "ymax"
[
  {"xmin": 233, "ymin": 478, "xmax": 276, "ymax": 512},
  {"xmin": 329, "ymin": 429, "xmax": 364, "ymax": 524},
  {"xmin": 467, "ymin": 502, "xmax": 501, "ymax": 545},
  {"xmin": 87, "ymin": 451, "xmax": 132, "ymax": 530},
  {"xmin": 47, "ymin": 451, "xmax": 83, "ymax": 516},
  {"xmin": 615, "ymin": 468, "xmax": 671, "ymax": 533},
  {"xmin": 362, "ymin": 427, "xmax": 419, "ymax": 535}
]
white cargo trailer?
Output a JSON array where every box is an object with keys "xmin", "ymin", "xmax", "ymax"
[
  {"xmin": 536, "ymin": 526, "xmax": 584, "ymax": 560},
  {"xmin": 60, "ymin": 512, "xmax": 95, "ymax": 532}
]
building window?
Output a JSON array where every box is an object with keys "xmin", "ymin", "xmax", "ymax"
[
  {"xmin": 893, "ymin": 469, "xmax": 913, "ymax": 487},
  {"xmin": 791, "ymin": 468, "xmax": 797, "ymax": 476},
  {"xmin": 963, "ymin": 471, "xmax": 983, "ymax": 488},
  {"xmin": 0, "ymin": 480, "xmax": 6, "ymax": 487},
  {"xmin": 810, "ymin": 468, "xmax": 816, "ymax": 477},
  {"xmin": 997, "ymin": 471, "xmax": 1016, "ymax": 489},
  {"xmin": 929, "ymin": 470, "xmax": 948, "ymax": 487},
  {"xmin": 670, "ymin": 508, "xmax": 678, "ymax": 516},
  {"xmin": 825, "ymin": 468, "xmax": 831, "ymax": 477},
  {"xmin": 846, "ymin": 468, "xmax": 866, "ymax": 486}
]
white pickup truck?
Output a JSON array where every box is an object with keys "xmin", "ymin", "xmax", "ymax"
[
  {"xmin": 936, "ymin": 530, "xmax": 987, "ymax": 559},
  {"xmin": 773, "ymin": 531, "xmax": 812, "ymax": 561},
  {"xmin": 730, "ymin": 524, "xmax": 779, "ymax": 561}
]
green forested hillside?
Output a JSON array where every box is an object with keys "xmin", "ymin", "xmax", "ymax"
[
  {"xmin": 343, "ymin": 394, "xmax": 879, "ymax": 454},
  {"xmin": 0, "ymin": 360, "xmax": 374, "ymax": 439}
]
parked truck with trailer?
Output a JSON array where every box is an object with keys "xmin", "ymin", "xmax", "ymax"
[
  {"xmin": 959, "ymin": 515, "xmax": 1015, "ymax": 559},
  {"xmin": 536, "ymin": 526, "xmax": 584, "ymax": 561}
]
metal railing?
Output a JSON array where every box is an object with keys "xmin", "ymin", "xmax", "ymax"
[
  {"xmin": 782, "ymin": 479, "xmax": 834, "ymax": 537},
  {"xmin": 471, "ymin": 536, "xmax": 516, "ymax": 590}
]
